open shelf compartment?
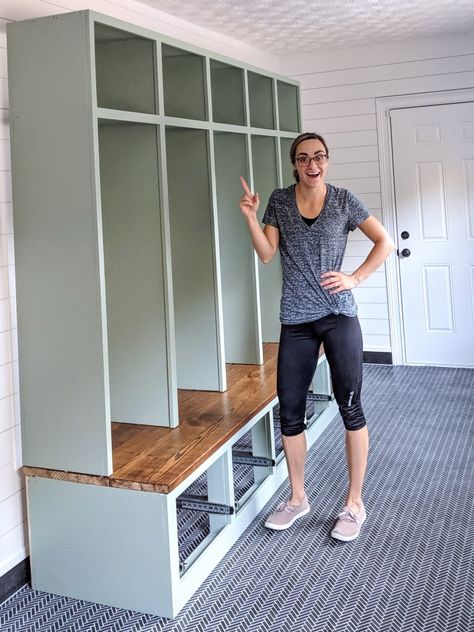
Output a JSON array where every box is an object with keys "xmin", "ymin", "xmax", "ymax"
[
  {"xmin": 162, "ymin": 44, "xmax": 207, "ymax": 121},
  {"xmin": 94, "ymin": 22, "xmax": 157, "ymax": 114},
  {"xmin": 248, "ymin": 71, "xmax": 275, "ymax": 129},
  {"xmin": 210, "ymin": 59, "xmax": 245, "ymax": 125}
]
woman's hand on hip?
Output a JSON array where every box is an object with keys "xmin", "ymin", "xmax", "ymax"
[
  {"xmin": 239, "ymin": 176, "xmax": 260, "ymax": 221},
  {"xmin": 320, "ymin": 271, "xmax": 358, "ymax": 294}
]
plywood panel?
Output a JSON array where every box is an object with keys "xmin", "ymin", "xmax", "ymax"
[
  {"xmin": 214, "ymin": 132, "xmax": 259, "ymax": 363},
  {"xmin": 99, "ymin": 122, "xmax": 174, "ymax": 426},
  {"xmin": 252, "ymin": 135, "xmax": 281, "ymax": 342},
  {"xmin": 166, "ymin": 127, "xmax": 221, "ymax": 390},
  {"xmin": 8, "ymin": 12, "xmax": 112, "ymax": 474}
]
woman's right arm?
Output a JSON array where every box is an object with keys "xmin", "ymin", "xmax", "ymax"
[{"xmin": 239, "ymin": 176, "xmax": 280, "ymax": 264}]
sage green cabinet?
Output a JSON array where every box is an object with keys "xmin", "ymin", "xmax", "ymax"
[{"xmin": 7, "ymin": 9, "xmax": 300, "ymax": 472}]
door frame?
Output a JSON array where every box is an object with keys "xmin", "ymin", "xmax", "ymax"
[{"xmin": 375, "ymin": 88, "xmax": 474, "ymax": 365}]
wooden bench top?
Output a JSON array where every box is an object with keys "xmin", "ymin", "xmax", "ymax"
[{"xmin": 24, "ymin": 343, "xmax": 324, "ymax": 493}]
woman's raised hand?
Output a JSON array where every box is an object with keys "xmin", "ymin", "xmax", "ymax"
[{"xmin": 239, "ymin": 176, "xmax": 260, "ymax": 220}]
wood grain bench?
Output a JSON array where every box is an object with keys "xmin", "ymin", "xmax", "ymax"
[{"xmin": 23, "ymin": 343, "xmax": 337, "ymax": 618}]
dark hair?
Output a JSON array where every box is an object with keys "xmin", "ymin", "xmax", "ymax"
[{"xmin": 289, "ymin": 132, "xmax": 329, "ymax": 182}]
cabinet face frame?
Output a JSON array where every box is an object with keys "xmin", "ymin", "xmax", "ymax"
[
  {"xmin": 89, "ymin": 9, "xmax": 301, "ymax": 368},
  {"xmin": 8, "ymin": 9, "xmax": 301, "ymax": 474}
]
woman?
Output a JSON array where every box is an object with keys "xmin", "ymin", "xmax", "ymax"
[{"xmin": 239, "ymin": 132, "xmax": 394, "ymax": 541}]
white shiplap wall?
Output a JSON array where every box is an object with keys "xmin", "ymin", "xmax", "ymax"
[
  {"xmin": 281, "ymin": 33, "xmax": 474, "ymax": 352},
  {"xmin": 0, "ymin": 0, "xmax": 280, "ymax": 584},
  {"xmin": 0, "ymin": 16, "xmax": 26, "ymax": 580}
]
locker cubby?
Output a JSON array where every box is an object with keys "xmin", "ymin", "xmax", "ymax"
[
  {"xmin": 94, "ymin": 23, "xmax": 157, "ymax": 114},
  {"xmin": 232, "ymin": 413, "xmax": 276, "ymax": 510},
  {"xmin": 248, "ymin": 71, "xmax": 275, "ymax": 129},
  {"xmin": 277, "ymin": 80, "xmax": 300, "ymax": 132},
  {"xmin": 98, "ymin": 120, "xmax": 173, "ymax": 425},
  {"xmin": 210, "ymin": 60, "xmax": 245, "ymax": 126},
  {"xmin": 177, "ymin": 472, "xmax": 210, "ymax": 568},
  {"xmin": 165, "ymin": 126, "xmax": 223, "ymax": 390},
  {"xmin": 232, "ymin": 429, "xmax": 257, "ymax": 507},
  {"xmin": 162, "ymin": 44, "xmax": 207, "ymax": 120},
  {"xmin": 252, "ymin": 134, "xmax": 281, "ymax": 343},
  {"xmin": 214, "ymin": 131, "xmax": 260, "ymax": 364}
]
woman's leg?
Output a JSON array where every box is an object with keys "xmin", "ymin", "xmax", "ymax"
[
  {"xmin": 344, "ymin": 425, "xmax": 369, "ymax": 512},
  {"xmin": 321, "ymin": 315, "xmax": 368, "ymax": 513},
  {"xmin": 282, "ymin": 433, "xmax": 308, "ymax": 505},
  {"xmin": 277, "ymin": 323, "xmax": 321, "ymax": 505}
]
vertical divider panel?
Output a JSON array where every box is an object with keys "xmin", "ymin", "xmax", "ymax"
[
  {"xmin": 7, "ymin": 11, "xmax": 113, "ymax": 474},
  {"xmin": 207, "ymin": 451, "xmax": 235, "ymax": 533},
  {"xmin": 157, "ymin": 126, "xmax": 180, "ymax": 427},
  {"xmin": 98, "ymin": 122, "xmax": 175, "ymax": 426},
  {"xmin": 166, "ymin": 127, "xmax": 223, "ymax": 391},
  {"xmin": 207, "ymin": 129, "xmax": 227, "ymax": 389},
  {"xmin": 252, "ymin": 135, "xmax": 281, "ymax": 343},
  {"xmin": 214, "ymin": 132, "xmax": 261, "ymax": 364},
  {"xmin": 205, "ymin": 57, "xmax": 227, "ymax": 388},
  {"xmin": 154, "ymin": 33, "xmax": 163, "ymax": 116}
]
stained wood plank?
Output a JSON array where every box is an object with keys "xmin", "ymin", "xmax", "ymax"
[{"xmin": 24, "ymin": 344, "xmax": 325, "ymax": 494}]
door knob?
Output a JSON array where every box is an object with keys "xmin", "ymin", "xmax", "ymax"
[{"xmin": 398, "ymin": 248, "xmax": 411, "ymax": 257}]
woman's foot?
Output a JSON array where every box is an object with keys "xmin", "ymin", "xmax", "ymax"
[
  {"xmin": 331, "ymin": 504, "xmax": 366, "ymax": 542},
  {"xmin": 264, "ymin": 494, "xmax": 310, "ymax": 530}
]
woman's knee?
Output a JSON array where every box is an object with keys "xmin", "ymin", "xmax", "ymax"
[
  {"xmin": 338, "ymin": 400, "xmax": 366, "ymax": 431},
  {"xmin": 280, "ymin": 417, "xmax": 307, "ymax": 437}
]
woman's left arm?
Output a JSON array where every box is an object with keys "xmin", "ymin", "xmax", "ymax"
[{"xmin": 321, "ymin": 216, "xmax": 395, "ymax": 294}]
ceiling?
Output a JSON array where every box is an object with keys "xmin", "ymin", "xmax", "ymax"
[{"xmin": 134, "ymin": 0, "xmax": 474, "ymax": 54}]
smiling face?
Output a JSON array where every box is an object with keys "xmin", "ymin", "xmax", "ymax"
[{"xmin": 294, "ymin": 138, "xmax": 329, "ymax": 189}]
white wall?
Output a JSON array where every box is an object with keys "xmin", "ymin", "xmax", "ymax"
[
  {"xmin": 0, "ymin": 14, "xmax": 26, "ymax": 581},
  {"xmin": 281, "ymin": 33, "xmax": 474, "ymax": 352},
  {"xmin": 0, "ymin": 0, "xmax": 280, "ymax": 585}
]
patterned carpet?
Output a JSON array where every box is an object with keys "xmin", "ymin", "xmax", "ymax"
[{"xmin": 1, "ymin": 364, "xmax": 473, "ymax": 632}]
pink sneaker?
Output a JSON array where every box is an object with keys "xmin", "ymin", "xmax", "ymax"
[
  {"xmin": 331, "ymin": 505, "xmax": 367, "ymax": 542},
  {"xmin": 264, "ymin": 495, "xmax": 310, "ymax": 530}
]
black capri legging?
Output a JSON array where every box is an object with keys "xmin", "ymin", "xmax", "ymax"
[{"xmin": 277, "ymin": 313, "xmax": 366, "ymax": 436}]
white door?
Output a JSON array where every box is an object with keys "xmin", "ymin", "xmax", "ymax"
[{"xmin": 390, "ymin": 102, "xmax": 474, "ymax": 367}]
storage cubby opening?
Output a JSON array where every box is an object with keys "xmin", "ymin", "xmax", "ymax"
[
  {"xmin": 166, "ymin": 127, "xmax": 221, "ymax": 390},
  {"xmin": 277, "ymin": 81, "xmax": 300, "ymax": 133},
  {"xmin": 162, "ymin": 44, "xmax": 207, "ymax": 121},
  {"xmin": 177, "ymin": 472, "xmax": 210, "ymax": 568},
  {"xmin": 210, "ymin": 60, "xmax": 245, "ymax": 125},
  {"xmin": 94, "ymin": 23, "xmax": 157, "ymax": 114},
  {"xmin": 98, "ymin": 120, "xmax": 172, "ymax": 426},
  {"xmin": 306, "ymin": 391, "xmax": 332, "ymax": 426},
  {"xmin": 248, "ymin": 71, "xmax": 275, "ymax": 130},
  {"xmin": 232, "ymin": 429, "xmax": 256, "ymax": 505},
  {"xmin": 214, "ymin": 131, "xmax": 260, "ymax": 364}
]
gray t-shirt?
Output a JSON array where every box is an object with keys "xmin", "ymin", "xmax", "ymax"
[{"xmin": 262, "ymin": 183, "xmax": 370, "ymax": 324}]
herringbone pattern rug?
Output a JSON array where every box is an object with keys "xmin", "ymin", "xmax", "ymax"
[{"xmin": 1, "ymin": 364, "xmax": 473, "ymax": 632}]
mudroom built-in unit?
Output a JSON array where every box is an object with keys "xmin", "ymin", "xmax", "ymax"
[{"xmin": 7, "ymin": 10, "xmax": 339, "ymax": 618}]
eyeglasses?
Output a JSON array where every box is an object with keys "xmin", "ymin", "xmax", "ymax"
[{"xmin": 296, "ymin": 154, "xmax": 328, "ymax": 166}]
